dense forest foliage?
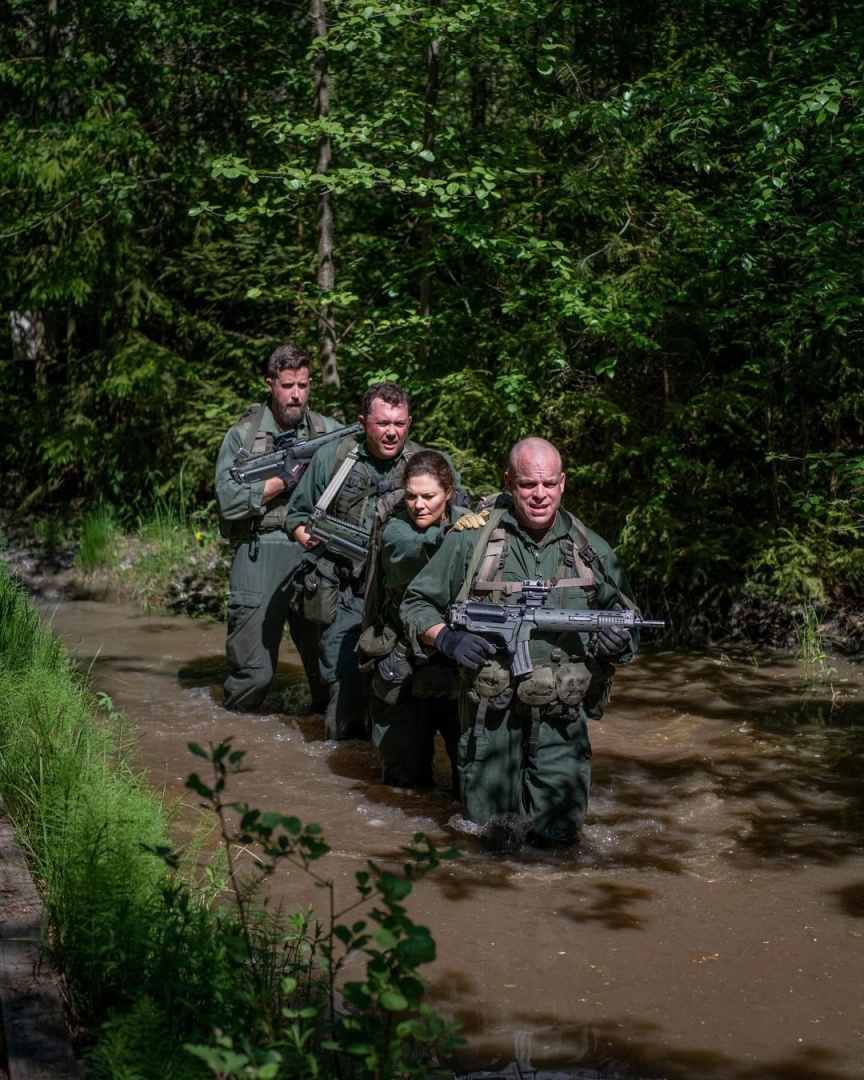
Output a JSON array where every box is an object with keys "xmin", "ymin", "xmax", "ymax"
[{"xmin": 2, "ymin": 0, "xmax": 862, "ymax": 637}]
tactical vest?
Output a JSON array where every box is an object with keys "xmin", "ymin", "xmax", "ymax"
[
  {"xmin": 219, "ymin": 403, "xmax": 329, "ymax": 541},
  {"xmin": 457, "ymin": 498, "xmax": 632, "ymax": 736},
  {"xmin": 325, "ymin": 436, "xmax": 425, "ymax": 530},
  {"xmin": 457, "ymin": 500, "xmax": 598, "ymax": 607}
]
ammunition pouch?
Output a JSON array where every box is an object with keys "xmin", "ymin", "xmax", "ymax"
[
  {"xmin": 467, "ymin": 657, "xmax": 597, "ymax": 718},
  {"xmin": 463, "ymin": 659, "xmax": 514, "ymax": 712},
  {"xmin": 301, "ymin": 556, "xmax": 341, "ymax": 626},
  {"xmin": 555, "ymin": 661, "xmax": 593, "ymax": 705},
  {"xmin": 370, "ymin": 643, "xmax": 413, "ymax": 705},
  {"xmin": 515, "ymin": 665, "xmax": 559, "ymax": 707},
  {"xmin": 358, "ymin": 622, "xmax": 398, "ymax": 660}
]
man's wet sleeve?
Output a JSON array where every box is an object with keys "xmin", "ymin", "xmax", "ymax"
[
  {"xmin": 282, "ymin": 439, "xmax": 340, "ymax": 534},
  {"xmin": 215, "ymin": 424, "xmax": 267, "ymax": 520}
]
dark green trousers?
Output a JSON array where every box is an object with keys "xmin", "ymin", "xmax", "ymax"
[
  {"xmin": 457, "ymin": 690, "xmax": 592, "ymax": 844},
  {"xmin": 223, "ymin": 533, "xmax": 325, "ymax": 711},
  {"xmin": 368, "ymin": 686, "xmax": 460, "ymax": 791},
  {"xmin": 317, "ymin": 587, "xmax": 369, "ymax": 739}
]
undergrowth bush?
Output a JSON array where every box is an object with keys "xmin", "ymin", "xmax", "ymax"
[
  {"xmin": 76, "ymin": 501, "xmax": 121, "ymax": 573},
  {"xmin": 66, "ymin": 482, "xmax": 225, "ymax": 613},
  {"xmin": 0, "ymin": 564, "xmax": 463, "ymax": 1079}
]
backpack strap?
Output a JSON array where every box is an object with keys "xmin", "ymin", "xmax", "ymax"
[
  {"xmin": 360, "ymin": 490, "xmax": 409, "ymax": 633},
  {"xmin": 455, "ymin": 508, "xmax": 508, "ymax": 604},
  {"xmin": 235, "ymin": 403, "xmax": 268, "ymax": 456},
  {"xmin": 306, "ymin": 408, "xmax": 330, "ymax": 436},
  {"xmin": 563, "ymin": 511, "xmax": 638, "ymax": 611}
]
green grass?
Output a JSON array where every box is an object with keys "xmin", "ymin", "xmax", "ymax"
[
  {"xmin": 0, "ymin": 564, "xmax": 462, "ymax": 1079},
  {"xmin": 70, "ymin": 487, "xmax": 225, "ymax": 614},
  {"xmin": 795, "ymin": 604, "xmax": 838, "ymax": 687},
  {"xmin": 76, "ymin": 501, "xmax": 122, "ymax": 573}
]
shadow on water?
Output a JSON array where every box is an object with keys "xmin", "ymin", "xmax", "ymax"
[
  {"xmin": 172, "ymin": 646, "xmax": 864, "ymax": 879},
  {"xmin": 446, "ymin": 1020, "xmax": 859, "ymax": 1080}
]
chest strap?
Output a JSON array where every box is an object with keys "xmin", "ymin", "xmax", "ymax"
[
  {"xmin": 458, "ymin": 510, "xmax": 597, "ymax": 602},
  {"xmin": 472, "ymin": 573, "xmax": 594, "ymax": 594}
]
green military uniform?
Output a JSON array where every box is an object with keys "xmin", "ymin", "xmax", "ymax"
[
  {"xmin": 284, "ymin": 434, "xmax": 460, "ymax": 740},
  {"xmin": 400, "ymin": 496, "xmax": 638, "ymax": 845},
  {"xmin": 215, "ymin": 401, "xmax": 341, "ymax": 711},
  {"xmin": 363, "ymin": 503, "xmax": 468, "ymax": 789}
]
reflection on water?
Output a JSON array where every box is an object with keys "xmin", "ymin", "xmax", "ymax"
[{"xmin": 36, "ymin": 603, "xmax": 864, "ymax": 1080}]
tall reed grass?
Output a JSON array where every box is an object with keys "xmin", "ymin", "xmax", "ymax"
[
  {"xmin": 0, "ymin": 567, "xmax": 247, "ymax": 1073},
  {"xmin": 76, "ymin": 501, "xmax": 121, "ymax": 573}
]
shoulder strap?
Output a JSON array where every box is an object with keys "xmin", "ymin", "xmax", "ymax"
[
  {"xmin": 455, "ymin": 508, "xmax": 508, "ymax": 604},
  {"xmin": 563, "ymin": 511, "xmax": 638, "ymax": 611},
  {"xmin": 239, "ymin": 403, "xmax": 265, "ymax": 454},
  {"xmin": 306, "ymin": 408, "xmax": 329, "ymax": 436}
]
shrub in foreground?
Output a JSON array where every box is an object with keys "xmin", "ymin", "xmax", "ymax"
[{"xmin": 0, "ymin": 566, "xmax": 464, "ymax": 1078}]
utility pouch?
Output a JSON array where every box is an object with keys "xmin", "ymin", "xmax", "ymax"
[
  {"xmin": 371, "ymin": 644, "xmax": 413, "ymax": 705},
  {"xmin": 302, "ymin": 556, "xmax": 341, "ymax": 626},
  {"xmin": 218, "ymin": 515, "xmax": 253, "ymax": 542},
  {"xmin": 358, "ymin": 623, "xmax": 398, "ymax": 659},
  {"xmin": 554, "ymin": 661, "xmax": 593, "ymax": 706},
  {"xmin": 515, "ymin": 665, "xmax": 558, "ymax": 707},
  {"xmin": 412, "ymin": 664, "xmax": 458, "ymax": 699},
  {"xmin": 583, "ymin": 659, "xmax": 615, "ymax": 720},
  {"xmin": 286, "ymin": 568, "xmax": 306, "ymax": 617},
  {"xmin": 464, "ymin": 659, "xmax": 513, "ymax": 711}
]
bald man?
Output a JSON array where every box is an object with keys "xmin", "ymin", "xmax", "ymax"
[{"xmin": 400, "ymin": 438, "xmax": 640, "ymax": 849}]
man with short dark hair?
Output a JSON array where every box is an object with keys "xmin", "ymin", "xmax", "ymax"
[
  {"xmin": 285, "ymin": 381, "xmax": 460, "ymax": 740},
  {"xmin": 215, "ymin": 344, "xmax": 341, "ymax": 711},
  {"xmin": 401, "ymin": 437, "xmax": 641, "ymax": 848}
]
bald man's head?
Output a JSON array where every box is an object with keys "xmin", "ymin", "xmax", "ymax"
[{"xmin": 505, "ymin": 438, "xmax": 565, "ymax": 537}]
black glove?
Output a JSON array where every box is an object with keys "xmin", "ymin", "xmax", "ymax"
[
  {"xmin": 595, "ymin": 623, "xmax": 632, "ymax": 658},
  {"xmin": 280, "ymin": 451, "xmax": 307, "ymax": 494},
  {"xmin": 435, "ymin": 627, "xmax": 497, "ymax": 670}
]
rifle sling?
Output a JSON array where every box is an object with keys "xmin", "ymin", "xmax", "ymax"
[{"xmin": 314, "ymin": 449, "xmax": 360, "ymax": 514}]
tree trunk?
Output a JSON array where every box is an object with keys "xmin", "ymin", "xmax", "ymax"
[
  {"xmin": 311, "ymin": 0, "xmax": 339, "ymax": 388},
  {"xmin": 10, "ymin": 312, "xmax": 51, "ymax": 387},
  {"xmin": 418, "ymin": 33, "xmax": 440, "ymax": 370}
]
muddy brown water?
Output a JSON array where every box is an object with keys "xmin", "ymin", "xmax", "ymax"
[{"xmin": 36, "ymin": 599, "xmax": 864, "ymax": 1080}]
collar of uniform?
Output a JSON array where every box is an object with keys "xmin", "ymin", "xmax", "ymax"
[
  {"xmin": 354, "ymin": 437, "xmax": 405, "ymax": 473},
  {"xmin": 504, "ymin": 506, "xmax": 570, "ymax": 550}
]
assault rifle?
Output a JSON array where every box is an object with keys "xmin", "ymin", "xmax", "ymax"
[
  {"xmin": 447, "ymin": 580, "xmax": 665, "ymax": 677},
  {"xmin": 306, "ymin": 510, "xmax": 369, "ymax": 567},
  {"xmin": 230, "ymin": 422, "xmax": 362, "ymax": 485}
]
